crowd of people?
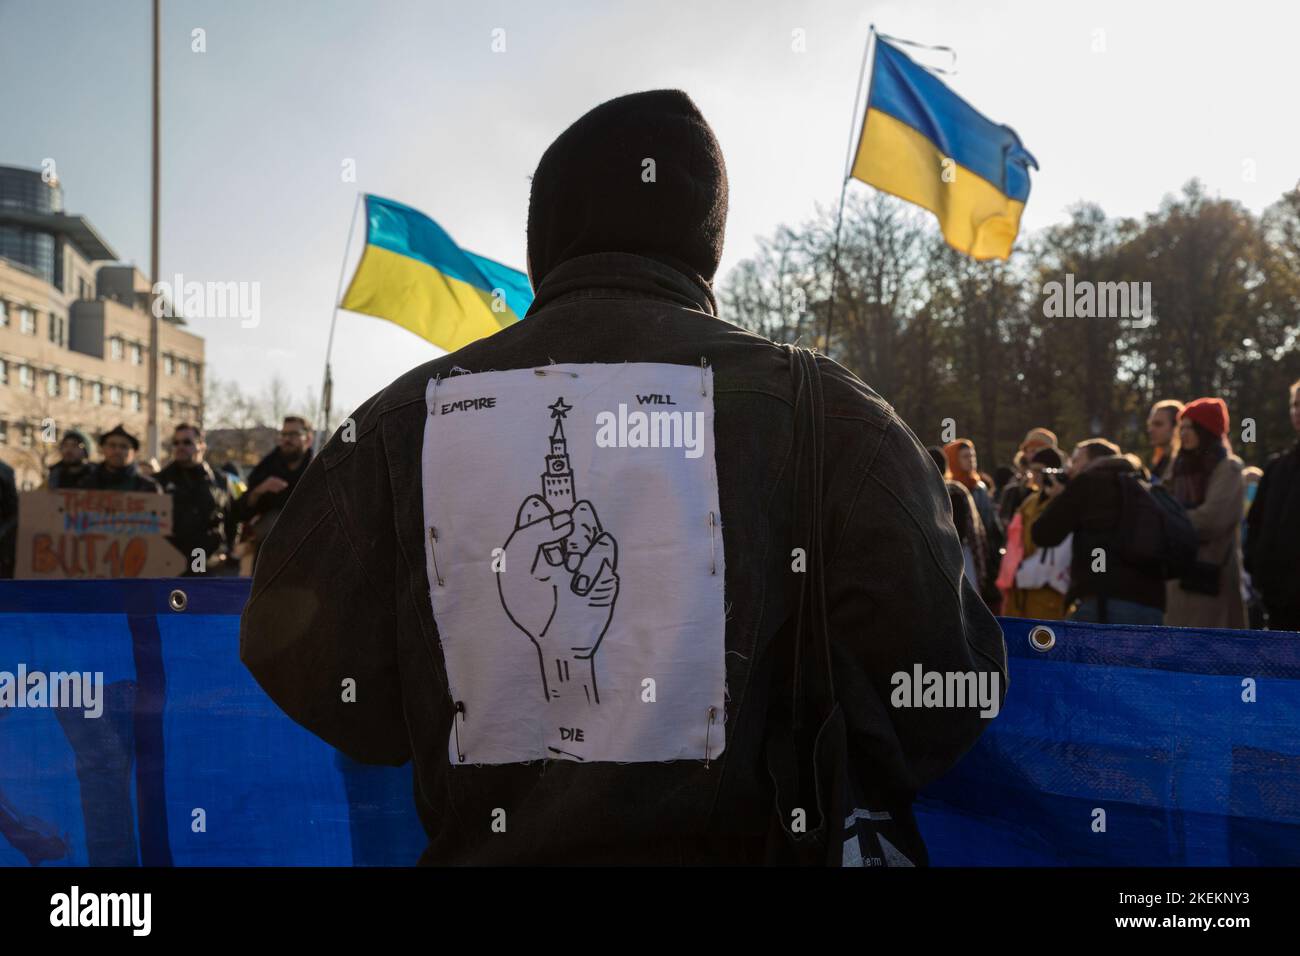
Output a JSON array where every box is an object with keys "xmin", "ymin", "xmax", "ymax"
[
  {"xmin": 929, "ymin": 380, "xmax": 1300, "ymax": 632},
  {"xmin": 0, "ymin": 415, "xmax": 318, "ymax": 577},
  {"xmin": 2, "ymin": 378, "xmax": 1295, "ymax": 629}
]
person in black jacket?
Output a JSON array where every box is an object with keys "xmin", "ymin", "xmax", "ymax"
[
  {"xmin": 231, "ymin": 416, "xmax": 314, "ymax": 571},
  {"xmin": 79, "ymin": 425, "xmax": 161, "ymax": 493},
  {"xmin": 156, "ymin": 423, "xmax": 235, "ymax": 576},
  {"xmin": 239, "ymin": 89, "xmax": 1006, "ymax": 865},
  {"xmin": 232, "ymin": 416, "xmax": 313, "ymax": 522},
  {"xmin": 1244, "ymin": 380, "xmax": 1300, "ymax": 631},
  {"xmin": 47, "ymin": 429, "xmax": 93, "ymax": 489},
  {"xmin": 1032, "ymin": 438, "xmax": 1165, "ymax": 625}
]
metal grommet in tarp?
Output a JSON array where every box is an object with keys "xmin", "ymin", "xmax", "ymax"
[
  {"xmin": 168, "ymin": 589, "xmax": 188, "ymax": 612},
  {"xmin": 1028, "ymin": 625, "xmax": 1056, "ymax": 652}
]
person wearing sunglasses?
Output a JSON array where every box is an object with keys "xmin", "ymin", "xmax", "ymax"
[{"xmin": 156, "ymin": 423, "xmax": 235, "ymax": 576}]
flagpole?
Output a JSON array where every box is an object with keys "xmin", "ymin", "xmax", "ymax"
[
  {"xmin": 822, "ymin": 24, "xmax": 877, "ymax": 353},
  {"xmin": 319, "ymin": 192, "xmax": 363, "ymax": 445},
  {"xmin": 147, "ymin": 0, "xmax": 162, "ymax": 459}
]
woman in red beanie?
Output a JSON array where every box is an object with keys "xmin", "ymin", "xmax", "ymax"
[{"xmin": 1166, "ymin": 397, "xmax": 1246, "ymax": 628}]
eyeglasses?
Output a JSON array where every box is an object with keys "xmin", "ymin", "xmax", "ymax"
[{"xmin": 279, "ymin": 431, "xmax": 304, "ymax": 439}]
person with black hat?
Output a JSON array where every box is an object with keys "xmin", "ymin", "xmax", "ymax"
[
  {"xmin": 79, "ymin": 424, "xmax": 162, "ymax": 493},
  {"xmin": 47, "ymin": 429, "xmax": 94, "ymax": 489},
  {"xmin": 241, "ymin": 90, "xmax": 1005, "ymax": 865}
]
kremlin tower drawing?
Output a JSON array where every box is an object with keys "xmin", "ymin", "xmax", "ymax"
[{"xmin": 542, "ymin": 397, "xmax": 576, "ymax": 511}]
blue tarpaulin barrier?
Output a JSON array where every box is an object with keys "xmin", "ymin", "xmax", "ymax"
[{"xmin": 1, "ymin": 580, "xmax": 1296, "ymax": 866}]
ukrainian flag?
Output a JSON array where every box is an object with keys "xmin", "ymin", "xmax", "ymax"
[
  {"xmin": 340, "ymin": 194, "xmax": 533, "ymax": 352},
  {"xmin": 851, "ymin": 38, "xmax": 1038, "ymax": 260}
]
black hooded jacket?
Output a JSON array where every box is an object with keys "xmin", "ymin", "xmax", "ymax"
[
  {"xmin": 240, "ymin": 90, "xmax": 1004, "ymax": 864},
  {"xmin": 239, "ymin": 253, "xmax": 1006, "ymax": 863}
]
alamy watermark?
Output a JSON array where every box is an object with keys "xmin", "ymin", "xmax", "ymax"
[
  {"xmin": 152, "ymin": 273, "xmax": 261, "ymax": 328},
  {"xmin": 50, "ymin": 886, "xmax": 150, "ymax": 935},
  {"xmin": 0, "ymin": 664, "xmax": 103, "ymax": 718},
  {"xmin": 890, "ymin": 665, "xmax": 1001, "ymax": 718},
  {"xmin": 594, "ymin": 395, "xmax": 706, "ymax": 460},
  {"xmin": 1042, "ymin": 273, "xmax": 1153, "ymax": 328}
]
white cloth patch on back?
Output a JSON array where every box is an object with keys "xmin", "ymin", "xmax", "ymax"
[{"xmin": 421, "ymin": 362, "xmax": 726, "ymax": 765}]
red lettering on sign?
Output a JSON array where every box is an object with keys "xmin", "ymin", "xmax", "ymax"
[
  {"xmin": 122, "ymin": 537, "xmax": 147, "ymax": 577},
  {"xmin": 32, "ymin": 534, "xmax": 58, "ymax": 574}
]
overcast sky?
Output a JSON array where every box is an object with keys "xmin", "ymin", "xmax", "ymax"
[{"xmin": 2, "ymin": 0, "xmax": 1296, "ymax": 417}]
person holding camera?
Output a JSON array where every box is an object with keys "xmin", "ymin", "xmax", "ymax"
[
  {"xmin": 1002, "ymin": 446, "xmax": 1070, "ymax": 620},
  {"xmin": 1031, "ymin": 439, "xmax": 1166, "ymax": 625}
]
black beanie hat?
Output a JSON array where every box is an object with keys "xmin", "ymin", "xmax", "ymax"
[{"xmin": 526, "ymin": 89, "xmax": 728, "ymax": 289}]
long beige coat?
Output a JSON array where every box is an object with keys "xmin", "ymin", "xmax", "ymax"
[{"xmin": 1165, "ymin": 455, "xmax": 1246, "ymax": 629}]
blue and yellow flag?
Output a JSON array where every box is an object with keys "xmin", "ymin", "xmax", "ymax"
[
  {"xmin": 851, "ymin": 38, "xmax": 1038, "ymax": 260},
  {"xmin": 340, "ymin": 194, "xmax": 533, "ymax": 352}
]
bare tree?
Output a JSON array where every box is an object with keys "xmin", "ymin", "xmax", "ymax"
[{"xmin": 261, "ymin": 373, "xmax": 293, "ymax": 426}]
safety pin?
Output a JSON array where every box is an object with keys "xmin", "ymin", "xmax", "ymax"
[
  {"xmin": 699, "ymin": 357, "xmax": 708, "ymax": 396},
  {"xmin": 704, "ymin": 706, "xmax": 717, "ymax": 768},
  {"xmin": 453, "ymin": 701, "xmax": 466, "ymax": 763},
  {"xmin": 708, "ymin": 511, "xmax": 717, "ymax": 575},
  {"xmin": 534, "ymin": 368, "xmax": 579, "ymax": 378},
  {"xmin": 428, "ymin": 527, "xmax": 445, "ymax": 586}
]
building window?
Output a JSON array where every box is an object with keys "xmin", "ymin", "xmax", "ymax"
[
  {"xmin": 0, "ymin": 421, "xmax": 6, "ymax": 445},
  {"xmin": 193, "ymin": 362, "xmax": 202, "ymax": 386},
  {"xmin": 68, "ymin": 376, "xmax": 80, "ymax": 401},
  {"xmin": 20, "ymin": 423, "xmax": 33, "ymax": 448},
  {"xmin": 130, "ymin": 391, "xmax": 141, "ymax": 412},
  {"xmin": 0, "ymin": 358, "xmax": 6, "ymax": 385},
  {"xmin": 130, "ymin": 342, "xmax": 142, "ymax": 365},
  {"xmin": 110, "ymin": 337, "xmax": 123, "ymax": 360},
  {"xmin": 179, "ymin": 358, "xmax": 190, "ymax": 379},
  {"xmin": 0, "ymin": 300, "xmax": 7, "ymax": 326},
  {"xmin": 18, "ymin": 364, "xmax": 33, "ymax": 391},
  {"xmin": 20, "ymin": 308, "xmax": 36, "ymax": 335},
  {"xmin": 46, "ymin": 371, "xmax": 59, "ymax": 397},
  {"xmin": 91, "ymin": 381, "xmax": 102, "ymax": 405},
  {"xmin": 163, "ymin": 397, "xmax": 174, "ymax": 417},
  {"xmin": 164, "ymin": 354, "xmax": 174, "ymax": 376},
  {"xmin": 109, "ymin": 385, "xmax": 122, "ymax": 406},
  {"xmin": 48, "ymin": 314, "xmax": 65, "ymax": 346}
]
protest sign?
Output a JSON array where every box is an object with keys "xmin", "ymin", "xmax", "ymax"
[{"xmin": 15, "ymin": 490, "xmax": 185, "ymax": 579}]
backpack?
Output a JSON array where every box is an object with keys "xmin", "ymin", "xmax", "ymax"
[{"xmin": 1116, "ymin": 472, "xmax": 1198, "ymax": 580}]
